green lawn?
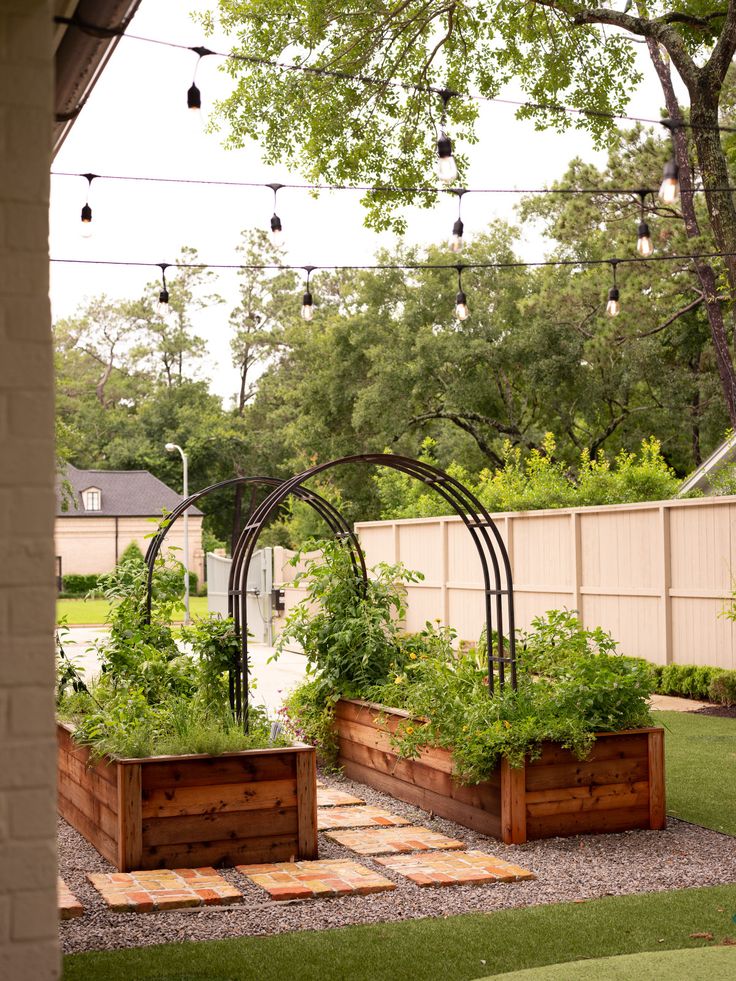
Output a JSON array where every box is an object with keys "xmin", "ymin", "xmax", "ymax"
[
  {"xmin": 481, "ymin": 945, "xmax": 736, "ymax": 980},
  {"xmin": 652, "ymin": 710, "xmax": 736, "ymax": 836},
  {"xmin": 62, "ymin": 884, "xmax": 736, "ymax": 981},
  {"xmin": 57, "ymin": 596, "xmax": 209, "ymax": 625}
]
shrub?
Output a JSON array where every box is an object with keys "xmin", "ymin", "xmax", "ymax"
[
  {"xmin": 119, "ymin": 541, "xmax": 145, "ymax": 565},
  {"xmin": 61, "ymin": 573, "xmax": 101, "ymax": 596},
  {"xmin": 709, "ymin": 671, "xmax": 736, "ymax": 706}
]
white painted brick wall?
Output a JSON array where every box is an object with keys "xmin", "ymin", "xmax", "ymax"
[{"xmin": 0, "ymin": 1, "xmax": 60, "ymax": 978}]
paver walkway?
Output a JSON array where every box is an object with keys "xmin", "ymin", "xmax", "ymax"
[
  {"xmin": 88, "ymin": 868, "xmax": 242, "ymax": 912},
  {"xmin": 376, "ymin": 850, "xmax": 536, "ymax": 887},
  {"xmin": 325, "ymin": 825, "xmax": 467, "ymax": 855},
  {"xmin": 317, "ymin": 805, "xmax": 411, "ymax": 830},
  {"xmin": 237, "ymin": 859, "xmax": 396, "ymax": 900},
  {"xmin": 58, "ymin": 877, "xmax": 83, "ymax": 919},
  {"xmin": 316, "ymin": 786, "xmax": 365, "ymax": 807}
]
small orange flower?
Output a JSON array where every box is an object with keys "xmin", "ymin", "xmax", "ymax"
[
  {"xmin": 409, "ymin": 652, "xmax": 417, "ymax": 660},
  {"xmin": 405, "ymin": 726, "xmax": 415, "ymax": 735}
]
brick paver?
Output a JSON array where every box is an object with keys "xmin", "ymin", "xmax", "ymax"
[
  {"xmin": 237, "ymin": 859, "xmax": 397, "ymax": 900},
  {"xmin": 317, "ymin": 786, "xmax": 366, "ymax": 807},
  {"xmin": 325, "ymin": 825, "xmax": 466, "ymax": 855},
  {"xmin": 58, "ymin": 877, "xmax": 83, "ymax": 919},
  {"xmin": 87, "ymin": 868, "xmax": 242, "ymax": 912},
  {"xmin": 317, "ymin": 805, "xmax": 410, "ymax": 830},
  {"xmin": 375, "ymin": 849, "xmax": 536, "ymax": 887}
]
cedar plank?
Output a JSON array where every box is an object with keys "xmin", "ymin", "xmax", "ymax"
[
  {"xmin": 526, "ymin": 786, "xmax": 650, "ymax": 818},
  {"xmin": 142, "ymin": 834, "xmax": 300, "ymax": 870},
  {"xmin": 141, "ymin": 778, "xmax": 297, "ymax": 819},
  {"xmin": 336, "ymin": 716, "xmax": 455, "ymax": 775},
  {"xmin": 527, "ymin": 805, "xmax": 651, "ymax": 839},
  {"xmin": 296, "ymin": 749, "xmax": 318, "ymax": 859},
  {"xmin": 527, "ymin": 733, "xmax": 649, "ymax": 768},
  {"xmin": 525, "ymin": 756, "xmax": 649, "ymax": 793},
  {"xmin": 526, "ymin": 779, "xmax": 649, "ymax": 805},
  {"xmin": 142, "ymin": 806, "xmax": 299, "ymax": 847},
  {"xmin": 57, "ymin": 769, "xmax": 118, "ymax": 840},
  {"xmin": 58, "ymin": 794, "xmax": 118, "ymax": 865},
  {"xmin": 141, "ymin": 752, "xmax": 297, "ymax": 791},
  {"xmin": 647, "ymin": 729, "xmax": 667, "ymax": 830}
]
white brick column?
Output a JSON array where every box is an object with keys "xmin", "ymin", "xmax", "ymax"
[{"xmin": 0, "ymin": 1, "xmax": 60, "ymax": 978}]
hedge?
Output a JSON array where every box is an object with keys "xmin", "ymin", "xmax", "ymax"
[
  {"xmin": 639, "ymin": 660, "xmax": 736, "ymax": 707},
  {"xmin": 61, "ymin": 573, "xmax": 101, "ymax": 596}
]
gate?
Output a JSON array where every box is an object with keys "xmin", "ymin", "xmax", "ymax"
[{"xmin": 206, "ymin": 549, "xmax": 274, "ymax": 645}]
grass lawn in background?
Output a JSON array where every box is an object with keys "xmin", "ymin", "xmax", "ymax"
[
  {"xmin": 479, "ymin": 945, "xmax": 736, "ymax": 980},
  {"xmin": 57, "ymin": 596, "xmax": 209, "ymax": 625},
  {"xmin": 652, "ymin": 710, "xmax": 736, "ymax": 836},
  {"xmin": 62, "ymin": 884, "xmax": 736, "ymax": 981}
]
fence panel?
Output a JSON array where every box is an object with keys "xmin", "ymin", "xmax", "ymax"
[{"xmin": 356, "ymin": 496, "xmax": 736, "ymax": 670}]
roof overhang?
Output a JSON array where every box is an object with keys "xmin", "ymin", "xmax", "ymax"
[{"xmin": 53, "ymin": 0, "xmax": 143, "ymax": 158}]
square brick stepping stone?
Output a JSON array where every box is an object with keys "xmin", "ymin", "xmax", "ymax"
[
  {"xmin": 58, "ymin": 877, "xmax": 83, "ymax": 919},
  {"xmin": 317, "ymin": 805, "xmax": 410, "ymax": 831},
  {"xmin": 87, "ymin": 868, "xmax": 242, "ymax": 912},
  {"xmin": 325, "ymin": 825, "xmax": 466, "ymax": 855},
  {"xmin": 317, "ymin": 786, "xmax": 365, "ymax": 807},
  {"xmin": 237, "ymin": 859, "xmax": 396, "ymax": 900},
  {"xmin": 375, "ymin": 850, "xmax": 536, "ymax": 887}
]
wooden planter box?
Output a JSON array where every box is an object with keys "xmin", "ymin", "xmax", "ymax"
[
  {"xmin": 336, "ymin": 699, "xmax": 666, "ymax": 845},
  {"xmin": 57, "ymin": 722, "xmax": 318, "ymax": 871}
]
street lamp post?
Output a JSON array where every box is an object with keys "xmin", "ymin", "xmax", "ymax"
[{"xmin": 165, "ymin": 442, "xmax": 190, "ymax": 624}]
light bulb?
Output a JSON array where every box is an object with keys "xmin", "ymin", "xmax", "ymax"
[
  {"xmin": 157, "ymin": 288, "xmax": 171, "ymax": 321},
  {"xmin": 437, "ymin": 134, "xmax": 457, "ymax": 183},
  {"xmin": 449, "ymin": 218, "xmax": 464, "ymax": 253},
  {"xmin": 301, "ymin": 291, "xmax": 314, "ymax": 321},
  {"xmin": 455, "ymin": 290, "xmax": 469, "ymax": 321},
  {"xmin": 659, "ymin": 159, "xmax": 679, "ymax": 203},
  {"xmin": 606, "ymin": 287, "xmax": 620, "ymax": 317},
  {"xmin": 270, "ymin": 213, "xmax": 283, "ymax": 246},
  {"xmin": 80, "ymin": 203, "xmax": 92, "ymax": 238},
  {"xmin": 637, "ymin": 221, "xmax": 653, "ymax": 257}
]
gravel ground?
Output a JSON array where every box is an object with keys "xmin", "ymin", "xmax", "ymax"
[{"xmin": 60, "ymin": 770, "xmax": 736, "ymax": 955}]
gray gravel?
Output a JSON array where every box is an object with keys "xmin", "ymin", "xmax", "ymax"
[{"xmin": 60, "ymin": 770, "xmax": 736, "ymax": 955}]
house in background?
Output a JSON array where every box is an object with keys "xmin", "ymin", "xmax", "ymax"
[{"xmin": 56, "ymin": 464, "xmax": 204, "ymax": 585}]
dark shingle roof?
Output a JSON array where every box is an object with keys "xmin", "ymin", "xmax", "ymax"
[{"xmin": 57, "ymin": 465, "xmax": 202, "ymax": 517}]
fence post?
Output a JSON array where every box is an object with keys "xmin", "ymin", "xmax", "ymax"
[
  {"xmin": 571, "ymin": 510, "xmax": 582, "ymax": 617},
  {"xmin": 441, "ymin": 518, "xmax": 450, "ymax": 626},
  {"xmin": 660, "ymin": 506, "xmax": 673, "ymax": 665}
]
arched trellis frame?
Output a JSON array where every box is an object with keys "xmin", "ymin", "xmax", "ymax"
[
  {"xmin": 143, "ymin": 475, "xmax": 368, "ymax": 716},
  {"xmin": 231, "ymin": 454, "xmax": 516, "ymax": 732}
]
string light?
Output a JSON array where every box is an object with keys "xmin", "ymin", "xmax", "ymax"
[
  {"xmin": 437, "ymin": 90, "xmax": 458, "ymax": 184},
  {"xmin": 606, "ymin": 260, "xmax": 621, "ymax": 317},
  {"xmin": 449, "ymin": 190, "xmax": 466, "ymax": 253},
  {"xmin": 301, "ymin": 266, "xmax": 315, "ymax": 321},
  {"xmin": 636, "ymin": 190, "xmax": 654, "ymax": 257},
  {"xmin": 80, "ymin": 173, "xmax": 95, "ymax": 238},
  {"xmin": 659, "ymin": 121, "xmax": 680, "ymax": 204},
  {"xmin": 455, "ymin": 265, "xmax": 469, "ymax": 321},
  {"xmin": 157, "ymin": 263, "xmax": 171, "ymax": 320},
  {"xmin": 268, "ymin": 183, "xmax": 284, "ymax": 244},
  {"xmin": 187, "ymin": 46, "xmax": 213, "ymax": 120},
  {"xmin": 52, "ymin": 16, "xmax": 736, "ymax": 137}
]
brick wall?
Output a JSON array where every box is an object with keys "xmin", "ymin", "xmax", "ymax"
[{"xmin": 0, "ymin": 2, "xmax": 60, "ymax": 978}]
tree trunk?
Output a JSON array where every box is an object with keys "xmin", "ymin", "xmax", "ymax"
[{"xmin": 646, "ymin": 40, "xmax": 736, "ymax": 427}]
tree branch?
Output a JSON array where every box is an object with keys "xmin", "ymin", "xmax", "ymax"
[
  {"xmin": 705, "ymin": 0, "xmax": 736, "ymax": 83},
  {"xmin": 614, "ymin": 293, "xmax": 704, "ymax": 343}
]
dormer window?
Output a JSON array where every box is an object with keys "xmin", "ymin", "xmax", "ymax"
[{"xmin": 82, "ymin": 487, "xmax": 101, "ymax": 511}]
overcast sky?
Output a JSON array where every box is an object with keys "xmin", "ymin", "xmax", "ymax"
[{"xmin": 50, "ymin": 0, "xmax": 673, "ymax": 403}]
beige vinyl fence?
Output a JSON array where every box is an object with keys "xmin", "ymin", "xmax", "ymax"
[{"xmin": 349, "ymin": 497, "xmax": 736, "ymax": 670}]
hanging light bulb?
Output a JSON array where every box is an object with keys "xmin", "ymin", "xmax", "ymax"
[
  {"xmin": 267, "ymin": 183, "xmax": 284, "ymax": 245},
  {"xmin": 186, "ymin": 47, "xmax": 212, "ymax": 129},
  {"xmin": 659, "ymin": 158, "xmax": 680, "ymax": 204},
  {"xmin": 658, "ymin": 120, "xmax": 680, "ymax": 204},
  {"xmin": 449, "ymin": 189, "xmax": 466, "ymax": 252},
  {"xmin": 80, "ymin": 173, "xmax": 96, "ymax": 238},
  {"xmin": 157, "ymin": 264, "xmax": 172, "ymax": 320},
  {"xmin": 606, "ymin": 261, "xmax": 621, "ymax": 317},
  {"xmin": 636, "ymin": 190, "xmax": 654, "ymax": 257},
  {"xmin": 455, "ymin": 265, "xmax": 470, "ymax": 321},
  {"xmin": 436, "ymin": 89, "xmax": 458, "ymax": 183},
  {"xmin": 301, "ymin": 267, "xmax": 315, "ymax": 320}
]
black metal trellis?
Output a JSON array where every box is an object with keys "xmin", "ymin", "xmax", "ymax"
[
  {"xmin": 229, "ymin": 455, "xmax": 516, "ymax": 732},
  {"xmin": 142, "ymin": 475, "xmax": 368, "ymax": 721}
]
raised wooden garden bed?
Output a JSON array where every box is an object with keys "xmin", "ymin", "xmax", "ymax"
[
  {"xmin": 57, "ymin": 722, "xmax": 318, "ymax": 871},
  {"xmin": 335, "ymin": 699, "xmax": 666, "ymax": 844}
]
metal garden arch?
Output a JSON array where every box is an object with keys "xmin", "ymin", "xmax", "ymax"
[{"xmin": 231, "ymin": 454, "xmax": 517, "ymax": 731}]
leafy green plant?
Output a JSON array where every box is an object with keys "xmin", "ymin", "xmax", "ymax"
[
  {"xmin": 709, "ymin": 671, "xmax": 736, "ymax": 707},
  {"xmin": 274, "ymin": 538, "xmax": 424, "ymax": 696},
  {"xmin": 279, "ymin": 678, "xmax": 340, "ymax": 769},
  {"xmin": 182, "ymin": 615, "xmax": 242, "ymax": 710},
  {"xmin": 61, "ymin": 573, "xmax": 102, "ymax": 597}
]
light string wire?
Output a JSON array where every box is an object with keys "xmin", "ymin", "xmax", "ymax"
[
  {"xmin": 53, "ymin": 13, "xmax": 736, "ymax": 137},
  {"xmin": 50, "ymin": 250, "xmax": 736, "ymax": 273},
  {"xmin": 49, "ymin": 170, "xmax": 736, "ymax": 199}
]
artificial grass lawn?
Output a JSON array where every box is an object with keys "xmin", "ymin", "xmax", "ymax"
[
  {"xmin": 62, "ymin": 884, "xmax": 736, "ymax": 981},
  {"xmin": 652, "ymin": 710, "xmax": 736, "ymax": 836},
  {"xmin": 57, "ymin": 596, "xmax": 209, "ymax": 625},
  {"xmin": 483, "ymin": 945, "xmax": 736, "ymax": 980}
]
